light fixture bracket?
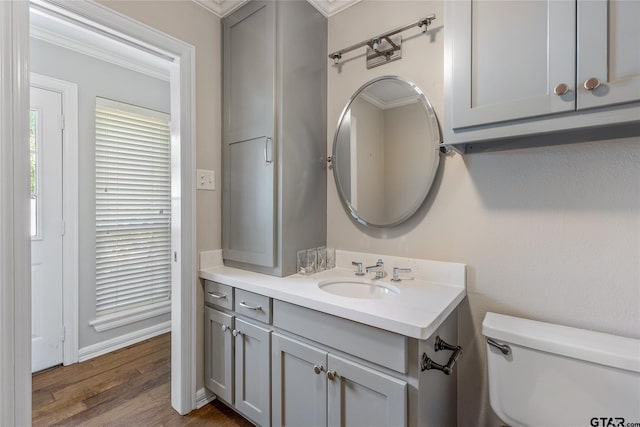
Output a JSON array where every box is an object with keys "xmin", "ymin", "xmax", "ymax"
[
  {"xmin": 328, "ymin": 15, "xmax": 435, "ymax": 68},
  {"xmin": 366, "ymin": 36, "xmax": 402, "ymax": 69}
]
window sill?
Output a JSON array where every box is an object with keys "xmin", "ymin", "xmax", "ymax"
[{"xmin": 90, "ymin": 300, "xmax": 171, "ymax": 332}]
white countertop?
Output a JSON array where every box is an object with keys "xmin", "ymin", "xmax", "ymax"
[{"xmin": 199, "ymin": 253, "xmax": 466, "ymax": 340}]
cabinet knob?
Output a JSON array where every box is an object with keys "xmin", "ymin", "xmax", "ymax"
[
  {"xmin": 584, "ymin": 77, "xmax": 601, "ymax": 91},
  {"xmin": 232, "ymin": 329, "xmax": 241, "ymax": 337},
  {"xmin": 553, "ymin": 83, "xmax": 569, "ymax": 96},
  {"xmin": 221, "ymin": 324, "xmax": 229, "ymax": 332},
  {"xmin": 313, "ymin": 364, "xmax": 325, "ymax": 375},
  {"xmin": 326, "ymin": 370, "xmax": 337, "ymax": 380}
]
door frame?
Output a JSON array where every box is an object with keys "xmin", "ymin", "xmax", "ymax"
[
  {"xmin": 30, "ymin": 73, "xmax": 79, "ymax": 367},
  {"xmin": 0, "ymin": 0, "xmax": 197, "ymax": 423}
]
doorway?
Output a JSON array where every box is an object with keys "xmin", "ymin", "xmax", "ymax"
[{"xmin": 1, "ymin": 2, "xmax": 196, "ymax": 422}]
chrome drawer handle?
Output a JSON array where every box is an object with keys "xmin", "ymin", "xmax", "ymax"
[
  {"xmin": 264, "ymin": 137, "xmax": 273, "ymax": 164},
  {"xmin": 239, "ymin": 301, "xmax": 262, "ymax": 311},
  {"xmin": 207, "ymin": 291, "xmax": 227, "ymax": 299}
]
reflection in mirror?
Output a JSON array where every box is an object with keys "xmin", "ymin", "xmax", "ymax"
[{"xmin": 332, "ymin": 76, "xmax": 441, "ymax": 228}]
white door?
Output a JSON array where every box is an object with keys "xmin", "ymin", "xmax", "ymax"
[{"xmin": 30, "ymin": 86, "xmax": 64, "ymax": 373}]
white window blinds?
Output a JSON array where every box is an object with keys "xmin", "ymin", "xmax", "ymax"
[{"xmin": 95, "ymin": 97, "xmax": 171, "ymax": 316}]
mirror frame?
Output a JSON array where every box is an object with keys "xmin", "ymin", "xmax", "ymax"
[{"xmin": 331, "ymin": 75, "xmax": 442, "ymax": 228}]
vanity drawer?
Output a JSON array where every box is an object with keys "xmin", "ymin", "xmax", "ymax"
[
  {"xmin": 234, "ymin": 289, "xmax": 272, "ymax": 324},
  {"xmin": 204, "ymin": 280, "xmax": 233, "ymax": 310},
  {"xmin": 273, "ymin": 300, "xmax": 408, "ymax": 373}
]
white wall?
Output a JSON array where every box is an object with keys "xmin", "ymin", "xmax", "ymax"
[
  {"xmin": 328, "ymin": 2, "xmax": 640, "ymax": 426},
  {"xmin": 30, "ymin": 38, "xmax": 171, "ymax": 350},
  {"xmin": 98, "ymin": 0, "xmax": 221, "ymax": 391}
]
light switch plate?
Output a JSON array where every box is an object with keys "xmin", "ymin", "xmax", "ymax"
[{"xmin": 196, "ymin": 169, "xmax": 215, "ymax": 191}]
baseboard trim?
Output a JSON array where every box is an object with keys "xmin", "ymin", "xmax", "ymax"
[
  {"xmin": 196, "ymin": 388, "xmax": 216, "ymax": 409},
  {"xmin": 78, "ymin": 321, "xmax": 171, "ymax": 362}
]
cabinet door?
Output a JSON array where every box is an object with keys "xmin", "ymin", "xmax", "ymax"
[
  {"xmin": 234, "ymin": 318, "xmax": 271, "ymax": 426},
  {"xmin": 272, "ymin": 334, "xmax": 327, "ymax": 427},
  {"xmin": 327, "ymin": 354, "xmax": 407, "ymax": 427},
  {"xmin": 577, "ymin": 0, "xmax": 640, "ymax": 109},
  {"xmin": 223, "ymin": 0, "xmax": 275, "ymax": 144},
  {"xmin": 222, "ymin": 1, "xmax": 277, "ymax": 269},
  {"xmin": 449, "ymin": 0, "xmax": 576, "ymax": 128},
  {"xmin": 222, "ymin": 136, "xmax": 276, "ymax": 268},
  {"xmin": 204, "ymin": 307, "xmax": 234, "ymax": 403}
]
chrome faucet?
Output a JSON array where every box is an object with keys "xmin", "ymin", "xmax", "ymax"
[
  {"xmin": 352, "ymin": 261, "xmax": 365, "ymax": 276},
  {"xmin": 365, "ymin": 259, "xmax": 386, "ymax": 279},
  {"xmin": 391, "ymin": 267, "xmax": 412, "ymax": 282}
]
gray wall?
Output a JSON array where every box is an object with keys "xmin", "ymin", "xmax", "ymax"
[
  {"xmin": 328, "ymin": 2, "xmax": 640, "ymax": 426},
  {"xmin": 30, "ymin": 38, "xmax": 171, "ymax": 350}
]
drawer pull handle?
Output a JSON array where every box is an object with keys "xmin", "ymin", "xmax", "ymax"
[
  {"xmin": 553, "ymin": 83, "xmax": 569, "ymax": 96},
  {"xmin": 232, "ymin": 329, "xmax": 241, "ymax": 337},
  {"xmin": 313, "ymin": 364, "xmax": 325, "ymax": 375},
  {"xmin": 421, "ymin": 336, "xmax": 462, "ymax": 375},
  {"xmin": 584, "ymin": 77, "xmax": 601, "ymax": 91},
  {"xmin": 239, "ymin": 301, "xmax": 262, "ymax": 311},
  {"xmin": 208, "ymin": 291, "xmax": 227, "ymax": 299},
  {"xmin": 264, "ymin": 137, "xmax": 273, "ymax": 164},
  {"xmin": 326, "ymin": 370, "xmax": 337, "ymax": 380}
]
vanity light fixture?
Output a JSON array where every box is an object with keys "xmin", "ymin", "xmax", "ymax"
[{"xmin": 328, "ymin": 15, "xmax": 436, "ymax": 69}]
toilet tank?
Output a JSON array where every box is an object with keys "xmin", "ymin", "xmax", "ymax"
[{"xmin": 482, "ymin": 312, "xmax": 640, "ymax": 427}]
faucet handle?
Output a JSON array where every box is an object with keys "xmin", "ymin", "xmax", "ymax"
[
  {"xmin": 391, "ymin": 267, "xmax": 412, "ymax": 282},
  {"xmin": 352, "ymin": 261, "xmax": 365, "ymax": 276}
]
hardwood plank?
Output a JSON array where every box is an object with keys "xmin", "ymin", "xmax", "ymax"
[
  {"xmin": 33, "ymin": 334, "xmax": 170, "ymax": 392},
  {"xmin": 32, "ymin": 333, "xmax": 252, "ymax": 426}
]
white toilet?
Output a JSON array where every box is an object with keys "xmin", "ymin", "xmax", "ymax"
[{"xmin": 483, "ymin": 312, "xmax": 640, "ymax": 427}]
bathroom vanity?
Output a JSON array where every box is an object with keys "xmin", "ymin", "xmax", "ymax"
[{"xmin": 200, "ymin": 251, "xmax": 466, "ymax": 427}]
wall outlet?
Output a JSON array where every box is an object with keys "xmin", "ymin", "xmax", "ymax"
[{"xmin": 196, "ymin": 169, "xmax": 215, "ymax": 191}]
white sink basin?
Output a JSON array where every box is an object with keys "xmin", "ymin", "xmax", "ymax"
[{"xmin": 317, "ymin": 279, "xmax": 400, "ymax": 299}]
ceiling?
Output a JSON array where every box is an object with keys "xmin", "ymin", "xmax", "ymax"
[{"xmin": 192, "ymin": 0, "xmax": 362, "ymax": 18}]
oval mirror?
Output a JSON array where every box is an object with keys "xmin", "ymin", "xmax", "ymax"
[{"xmin": 332, "ymin": 76, "xmax": 441, "ymax": 228}]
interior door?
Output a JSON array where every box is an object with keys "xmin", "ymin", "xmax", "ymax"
[{"xmin": 30, "ymin": 86, "xmax": 64, "ymax": 373}]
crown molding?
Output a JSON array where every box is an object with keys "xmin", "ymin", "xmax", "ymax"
[
  {"xmin": 193, "ymin": 0, "xmax": 361, "ymax": 18},
  {"xmin": 192, "ymin": 0, "xmax": 249, "ymax": 18},
  {"xmin": 306, "ymin": 0, "xmax": 362, "ymax": 17}
]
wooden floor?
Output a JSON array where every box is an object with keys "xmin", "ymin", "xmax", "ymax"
[{"xmin": 32, "ymin": 333, "xmax": 253, "ymax": 426}]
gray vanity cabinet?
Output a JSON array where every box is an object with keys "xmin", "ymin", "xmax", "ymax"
[
  {"xmin": 327, "ymin": 354, "xmax": 407, "ymax": 427},
  {"xmin": 234, "ymin": 318, "xmax": 271, "ymax": 426},
  {"xmin": 204, "ymin": 307, "xmax": 234, "ymax": 403},
  {"xmin": 204, "ymin": 281, "xmax": 272, "ymax": 426},
  {"xmin": 444, "ymin": 0, "xmax": 640, "ymax": 149},
  {"xmin": 272, "ymin": 310, "xmax": 408, "ymax": 427},
  {"xmin": 272, "ymin": 333, "xmax": 328, "ymax": 426},
  {"xmin": 222, "ymin": 0, "xmax": 327, "ymax": 276}
]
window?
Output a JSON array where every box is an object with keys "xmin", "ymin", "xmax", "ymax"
[
  {"xmin": 94, "ymin": 98, "xmax": 171, "ymax": 318},
  {"xmin": 30, "ymin": 109, "xmax": 40, "ymax": 238}
]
